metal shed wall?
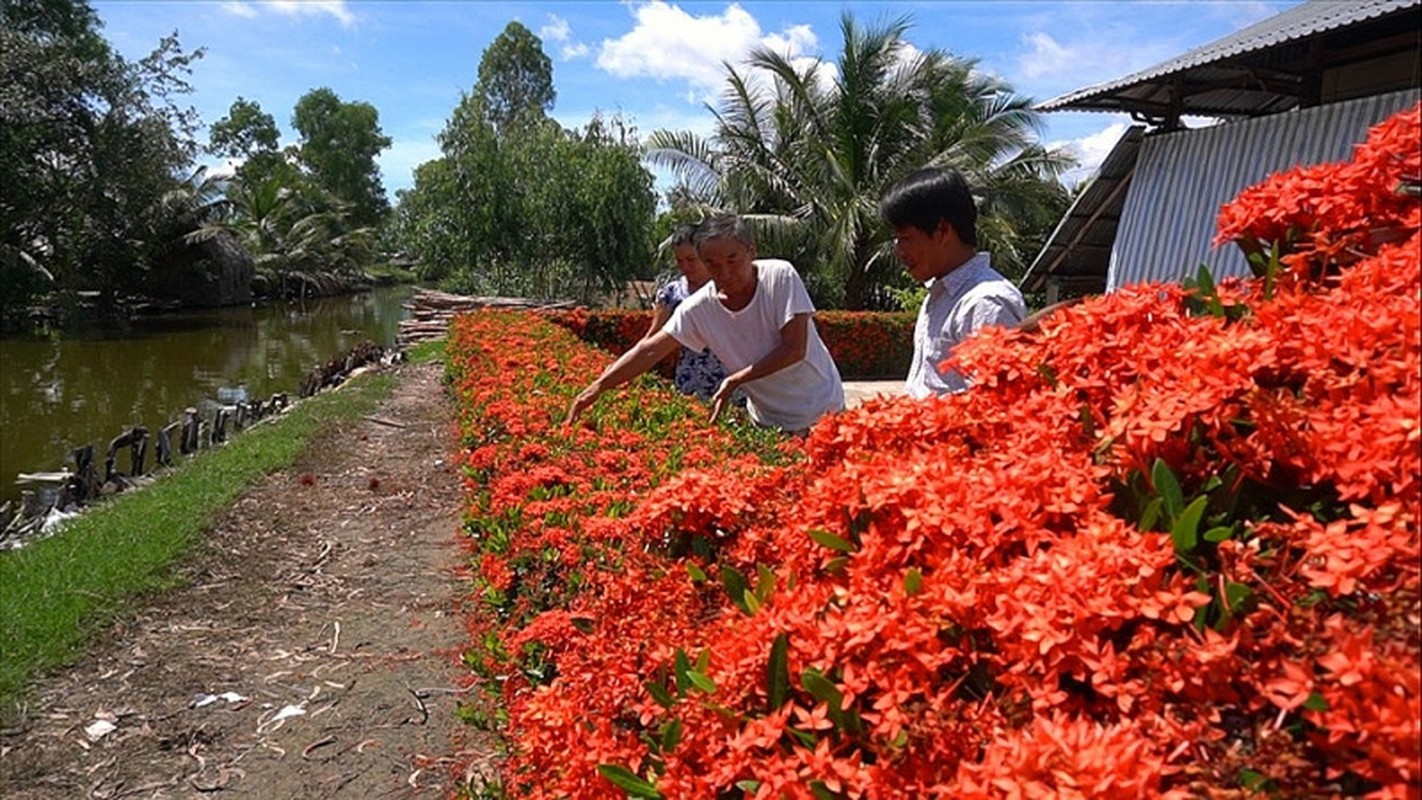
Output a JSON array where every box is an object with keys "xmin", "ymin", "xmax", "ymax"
[{"xmin": 1107, "ymin": 88, "xmax": 1419, "ymax": 290}]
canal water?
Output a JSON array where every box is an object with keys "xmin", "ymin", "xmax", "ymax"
[{"xmin": 0, "ymin": 285, "xmax": 415, "ymax": 508}]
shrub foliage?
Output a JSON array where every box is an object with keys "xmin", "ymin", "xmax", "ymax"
[
  {"xmin": 546, "ymin": 309, "xmax": 916, "ymax": 379},
  {"xmin": 447, "ymin": 106, "xmax": 1419, "ymax": 798}
]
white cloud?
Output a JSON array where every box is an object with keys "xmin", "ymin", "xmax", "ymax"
[
  {"xmin": 220, "ymin": 0, "xmax": 356, "ymax": 28},
  {"xmin": 540, "ymin": 14, "xmax": 591, "ymax": 61},
  {"xmin": 597, "ymin": 1, "xmax": 821, "ymax": 102},
  {"xmin": 1018, "ymin": 31, "xmax": 1074, "ymax": 80},
  {"xmin": 220, "ymin": 2, "xmax": 259, "ymax": 19},
  {"xmin": 1050, "ymin": 120, "xmax": 1131, "ymax": 186}
]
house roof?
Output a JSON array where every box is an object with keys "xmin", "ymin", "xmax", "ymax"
[
  {"xmin": 1021, "ymin": 126, "xmax": 1144, "ymax": 293},
  {"xmin": 1038, "ymin": 0, "xmax": 1421, "ymax": 119}
]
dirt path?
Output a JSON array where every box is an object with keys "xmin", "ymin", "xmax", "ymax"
[{"xmin": 0, "ymin": 362, "xmax": 494, "ymax": 799}]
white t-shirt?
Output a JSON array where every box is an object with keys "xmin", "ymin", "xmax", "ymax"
[
  {"xmin": 906, "ymin": 252, "xmax": 1025, "ymax": 399},
  {"xmin": 665, "ymin": 259, "xmax": 844, "ymax": 431}
]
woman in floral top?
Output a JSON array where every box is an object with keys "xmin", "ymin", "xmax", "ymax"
[{"xmin": 644, "ymin": 224, "xmax": 731, "ymax": 401}]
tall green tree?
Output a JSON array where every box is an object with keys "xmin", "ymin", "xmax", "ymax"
[
  {"xmin": 208, "ymin": 96, "xmax": 290, "ymax": 186},
  {"xmin": 391, "ymin": 25, "xmax": 654, "ymax": 303},
  {"xmin": 291, "ymin": 87, "xmax": 391, "ymax": 228},
  {"xmin": 1, "ymin": 0, "xmax": 204, "ymax": 314},
  {"xmin": 647, "ymin": 13, "xmax": 1072, "ymax": 309},
  {"xmin": 474, "ymin": 21, "xmax": 555, "ymax": 133}
]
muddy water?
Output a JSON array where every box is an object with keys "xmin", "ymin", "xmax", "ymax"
[{"xmin": 0, "ymin": 285, "xmax": 415, "ymax": 507}]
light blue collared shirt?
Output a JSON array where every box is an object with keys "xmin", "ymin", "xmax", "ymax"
[{"xmin": 906, "ymin": 252, "xmax": 1025, "ymax": 399}]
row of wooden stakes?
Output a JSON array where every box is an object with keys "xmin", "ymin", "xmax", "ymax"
[{"xmin": 2, "ymin": 339, "xmax": 395, "ymax": 549}]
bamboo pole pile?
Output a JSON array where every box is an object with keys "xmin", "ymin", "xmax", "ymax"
[{"xmin": 397, "ymin": 289, "xmax": 575, "ymax": 347}]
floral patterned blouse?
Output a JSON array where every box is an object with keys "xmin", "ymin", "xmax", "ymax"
[{"xmin": 656, "ymin": 277, "xmax": 730, "ymax": 401}]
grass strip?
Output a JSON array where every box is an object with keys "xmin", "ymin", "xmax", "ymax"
[{"xmin": 0, "ymin": 372, "xmax": 396, "ymax": 715}]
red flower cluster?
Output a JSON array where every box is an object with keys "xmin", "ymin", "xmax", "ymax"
[
  {"xmin": 449, "ymin": 107, "xmax": 1419, "ymax": 798},
  {"xmin": 1215, "ymin": 103, "xmax": 1420, "ymax": 284}
]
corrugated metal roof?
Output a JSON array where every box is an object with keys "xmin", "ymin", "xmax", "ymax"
[
  {"xmin": 1039, "ymin": 0, "xmax": 1420, "ymax": 114},
  {"xmin": 1106, "ymin": 88, "xmax": 1419, "ymax": 290},
  {"xmin": 1021, "ymin": 126, "xmax": 1144, "ymax": 293}
]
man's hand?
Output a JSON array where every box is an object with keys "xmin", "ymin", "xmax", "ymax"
[
  {"xmin": 708, "ymin": 374, "xmax": 743, "ymax": 425},
  {"xmin": 565, "ymin": 385, "xmax": 600, "ymax": 427}
]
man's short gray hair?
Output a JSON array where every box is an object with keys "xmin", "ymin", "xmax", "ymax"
[{"xmin": 693, "ymin": 213, "xmax": 753, "ymax": 250}]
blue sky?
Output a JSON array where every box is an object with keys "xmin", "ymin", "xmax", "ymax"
[{"xmin": 92, "ymin": 0, "xmax": 1299, "ymax": 197}]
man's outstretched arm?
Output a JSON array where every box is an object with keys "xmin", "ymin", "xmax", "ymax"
[{"xmin": 566, "ymin": 330, "xmax": 682, "ymax": 425}]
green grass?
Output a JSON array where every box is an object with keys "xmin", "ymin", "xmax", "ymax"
[
  {"xmin": 407, "ymin": 337, "xmax": 447, "ymax": 365},
  {"xmin": 0, "ymin": 373, "xmax": 396, "ymax": 716}
]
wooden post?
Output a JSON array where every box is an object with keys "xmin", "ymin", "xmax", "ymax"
[
  {"xmin": 182, "ymin": 408, "xmax": 200, "ymax": 454},
  {"xmin": 213, "ymin": 407, "xmax": 233, "ymax": 444},
  {"xmin": 20, "ymin": 489, "xmax": 38, "ymax": 521},
  {"xmin": 70, "ymin": 444, "xmax": 98, "ymax": 503},
  {"xmin": 157, "ymin": 422, "xmax": 179, "ymax": 467},
  {"xmin": 103, "ymin": 427, "xmax": 147, "ymax": 482},
  {"xmin": 130, "ymin": 426, "xmax": 149, "ymax": 476}
]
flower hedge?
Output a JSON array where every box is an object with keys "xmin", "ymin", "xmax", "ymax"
[
  {"xmin": 449, "ymin": 105, "xmax": 1419, "ymax": 798},
  {"xmin": 545, "ymin": 309, "xmax": 917, "ymax": 379}
]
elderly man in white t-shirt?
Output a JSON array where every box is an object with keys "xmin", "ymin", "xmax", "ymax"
[{"xmin": 566, "ymin": 214, "xmax": 844, "ymax": 433}]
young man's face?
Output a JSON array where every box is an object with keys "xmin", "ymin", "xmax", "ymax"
[
  {"xmin": 697, "ymin": 236, "xmax": 757, "ymax": 293},
  {"xmin": 894, "ymin": 221, "xmax": 953, "ymax": 283},
  {"xmin": 673, "ymin": 244, "xmax": 711, "ymax": 286}
]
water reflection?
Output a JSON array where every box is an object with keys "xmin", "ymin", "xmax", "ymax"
[{"xmin": 0, "ymin": 286, "xmax": 414, "ymax": 506}]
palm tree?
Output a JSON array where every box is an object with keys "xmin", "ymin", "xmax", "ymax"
[
  {"xmin": 189, "ymin": 171, "xmax": 373, "ymax": 298},
  {"xmin": 647, "ymin": 12, "xmax": 1073, "ymax": 309}
]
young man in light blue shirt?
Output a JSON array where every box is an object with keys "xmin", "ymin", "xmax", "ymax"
[{"xmin": 880, "ymin": 168, "xmax": 1026, "ymax": 399}]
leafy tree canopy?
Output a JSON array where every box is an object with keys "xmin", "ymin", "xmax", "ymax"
[
  {"xmin": 647, "ymin": 12, "xmax": 1072, "ymax": 309},
  {"xmin": 1, "ymin": 0, "xmax": 205, "ymax": 314},
  {"xmin": 391, "ymin": 25, "xmax": 654, "ymax": 303},
  {"xmin": 291, "ymin": 87, "xmax": 392, "ymax": 228},
  {"xmin": 474, "ymin": 21, "xmax": 556, "ymax": 132}
]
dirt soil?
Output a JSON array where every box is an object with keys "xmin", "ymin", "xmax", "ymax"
[{"xmin": 0, "ymin": 362, "xmax": 496, "ymax": 799}]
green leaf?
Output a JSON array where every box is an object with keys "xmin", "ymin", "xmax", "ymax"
[
  {"xmin": 1224, "ymin": 582, "xmax": 1252, "ymax": 613},
  {"xmin": 735, "ymin": 780, "xmax": 762, "ymax": 792},
  {"xmin": 743, "ymin": 588, "xmax": 761, "ymax": 614},
  {"xmin": 1036, "ymin": 363, "xmax": 1059, "ymax": 387},
  {"xmin": 645, "ymin": 680, "xmax": 674, "ymax": 709},
  {"xmin": 903, "ymin": 567, "xmax": 923, "ymax": 596},
  {"xmin": 661, "ymin": 718, "xmax": 682, "ymax": 752},
  {"xmin": 810, "ymin": 781, "xmax": 837, "ymax": 800},
  {"xmin": 685, "ymin": 562, "xmax": 707, "ymax": 582},
  {"xmin": 694, "ymin": 648, "xmax": 711, "ymax": 674},
  {"xmin": 1203, "ymin": 526, "xmax": 1234, "ymax": 543},
  {"xmin": 687, "ymin": 669, "xmax": 717, "ymax": 694},
  {"xmin": 890, "ymin": 728, "xmax": 909, "ymax": 748},
  {"xmin": 673, "ymin": 649, "xmax": 692, "ymax": 694},
  {"xmin": 596, "ymin": 764, "xmax": 662, "ymax": 798},
  {"xmin": 824, "ymin": 556, "xmax": 849, "ymax": 575},
  {"xmin": 570, "ymin": 617, "xmax": 595, "ymax": 634},
  {"xmin": 787, "ymin": 727, "xmax": 817, "ymax": 747},
  {"xmin": 1303, "ymin": 691, "xmax": 1329, "ymax": 712},
  {"xmin": 767, "ymin": 633, "xmax": 790, "ymax": 712},
  {"xmin": 1139, "ymin": 497, "xmax": 1163, "ymax": 532},
  {"xmin": 1193, "ymin": 263, "xmax": 1225, "ymax": 317},
  {"xmin": 1152, "ymin": 459, "xmax": 1183, "ymax": 520},
  {"xmin": 722, "ymin": 565, "xmax": 750, "ymax": 612},
  {"xmin": 801, "ymin": 669, "xmax": 842, "ymax": 709},
  {"xmin": 808, "ymin": 528, "xmax": 856, "ymax": 553},
  {"xmin": 1171, "ymin": 495, "xmax": 1208, "ymax": 553},
  {"xmin": 755, "ymin": 563, "xmax": 776, "ymax": 602}
]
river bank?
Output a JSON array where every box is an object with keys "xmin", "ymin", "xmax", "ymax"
[
  {"xmin": 0, "ymin": 359, "xmax": 495, "ymax": 797},
  {"xmin": 0, "ymin": 284, "xmax": 417, "ymax": 510}
]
